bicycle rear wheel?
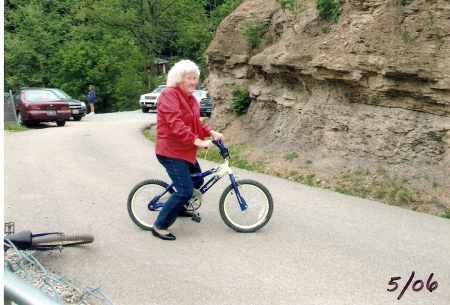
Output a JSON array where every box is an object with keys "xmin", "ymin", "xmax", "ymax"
[
  {"xmin": 127, "ymin": 179, "xmax": 174, "ymax": 231},
  {"xmin": 31, "ymin": 234, "xmax": 94, "ymax": 248},
  {"xmin": 219, "ymin": 179, "xmax": 273, "ymax": 233}
]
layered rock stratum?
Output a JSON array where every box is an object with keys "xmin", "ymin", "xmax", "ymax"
[{"xmin": 204, "ymin": 0, "xmax": 450, "ymax": 213}]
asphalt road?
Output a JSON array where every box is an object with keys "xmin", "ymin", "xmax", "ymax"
[{"xmin": 4, "ymin": 111, "xmax": 450, "ymax": 305}]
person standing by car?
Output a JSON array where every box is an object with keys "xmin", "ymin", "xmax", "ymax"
[
  {"xmin": 152, "ymin": 59, "xmax": 225, "ymax": 241},
  {"xmin": 88, "ymin": 85, "xmax": 96, "ymax": 114}
]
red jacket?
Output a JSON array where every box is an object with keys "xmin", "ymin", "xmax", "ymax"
[{"xmin": 155, "ymin": 87, "xmax": 212, "ymax": 164}]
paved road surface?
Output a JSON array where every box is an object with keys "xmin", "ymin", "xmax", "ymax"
[{"xmin": 4, "ymin": 111, "xmax": 450, "ymax": 305}]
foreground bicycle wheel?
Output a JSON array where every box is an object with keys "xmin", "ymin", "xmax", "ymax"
[
  {"xmin": 127, "ymin": 179, "xmax": 174, "ymax": 231},
  {"xmin": 31, "ymin": 234, "xmax": 94, "ymax": 248},
  {"xmin": 219, "ymin": 179, "xmax": 273, "ymax": 233}
]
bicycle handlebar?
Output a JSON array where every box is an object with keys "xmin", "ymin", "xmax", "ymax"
[{"xmin": 212, "ymin": 140, "xmax": 231, "ymax": 160}]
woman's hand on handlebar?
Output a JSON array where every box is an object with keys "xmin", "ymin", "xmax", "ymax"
[
  {"xmin": 209, "ymin": 130, "xmax": 225, "ymax": 142},
  {"xmin": 194, "ymin": 138, "xmax": 213, "ymax": 149}
]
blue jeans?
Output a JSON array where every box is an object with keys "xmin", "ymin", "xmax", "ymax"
[{"xmin": 154, "ymin": 155, "xmax": 203, "ymax": 230}]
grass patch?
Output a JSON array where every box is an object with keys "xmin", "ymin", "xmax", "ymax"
[
  {"xmin": 335, "ymin": 168, "xmax": 373, "ymax": 198},
  {"xmin": 143, "ymin": 127, "xmax": 264, "ymax": 172},
  {"xmin": 333, "ymin": 167, "xmax": 424, "ymax": 203},
  {"xmin": 197, "ymin": 142, "xmax": 265, "ymax": 172},
  {"xmin": 442, "ymin": 209, "xmax": 450, "ymax": 219},
  {"xmin": 284, "ymin": 152, "xmax": 298, "ymax": 161},
  {"xmin": 142, "ymin": 128, "xmax": 445, "ymax": 216},
  {"xmin": 4, "ymin": 122, "xmax": 28, "ymax": 132},
  {"xmin": 305, "ymin": 174, "xmax": 316, "ymax": 186},
  {"xmin": 143, "ymin": 129, "xmax": 156, "ymax": 142}
]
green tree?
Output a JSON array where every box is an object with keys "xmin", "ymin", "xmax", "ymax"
[
  {"xmin": 75, "ymin": 0, "xmax": 180, "ymax": 91},
  {"xmin": 51, "ymin": 36, "xmax": 144, "ymax": 112},
  {"xmin": 4, "ymin": 0, "xmax": 75, "ymax": 90},
  {"xmin": 209, "ymin": 0, "xmax": 244, "ymax": 30},
  {"xmin": 4, "ymin": 0, "xmax": 244, "ymax": 112}
]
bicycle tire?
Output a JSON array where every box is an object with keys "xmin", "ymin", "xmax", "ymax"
[
  {"xmin": 127, "ymin": 179, "xmax": 174, "ymax": 231},
  {"xmin": 31, "ymin": 234, "xmax": 94, "ymax": 248},
  {"xmin": 219, "ymin": 179, "xmax": 273, "ymax": 233}
]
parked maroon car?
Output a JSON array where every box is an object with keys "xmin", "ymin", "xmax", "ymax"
[{"xmin": 13, "ymin": 88, "xmax": 71, "ymax": 126}]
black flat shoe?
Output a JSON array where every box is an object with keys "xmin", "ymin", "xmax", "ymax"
[
  {"xmin": 177, "ymin": 209, "xmax": 194, "ymax": 217},
  {"xmin": 151, "ymin": 227, "xmax": 176, "ymax": 241}
]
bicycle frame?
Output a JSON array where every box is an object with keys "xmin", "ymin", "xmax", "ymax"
[{"xmin": 148, "ymin": 140, "xmax": 248, "ymax": 212}]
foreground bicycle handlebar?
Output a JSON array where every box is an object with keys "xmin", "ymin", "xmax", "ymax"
[
  {"xmin": 4, "ymin": 222, "xmax": 94, "ymax": 252},
  {"xmin": 212, "ymin": 139, "xmax": 231, "ymax": 160}
]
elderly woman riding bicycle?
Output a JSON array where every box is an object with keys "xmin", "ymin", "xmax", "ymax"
[{"xmin": 152, "ymin": 59, "xmax": 225, "ymax": 241}]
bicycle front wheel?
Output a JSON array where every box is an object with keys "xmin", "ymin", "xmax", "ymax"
[
  {"xmin": 31, "ymin": 234, "xmax": 94, "ymax": 248},
  {"xmin": 219, "ymin": 179, "xmax": 273, "ymax": 233},
  {"xmin": 127, "ymin": 179, "xmax": 174, "ymax": 231}
]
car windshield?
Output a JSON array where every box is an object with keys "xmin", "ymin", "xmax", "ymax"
[
  {"xmin": 51, "ymin": 89, "xmax": 71, "ymax": 99},
  {"xmin": 152, "ymin": 86, "xmax": 165, "ymax": 93},
  {"xmin": 24, "ymin": 90, "xmax": 60, "ymax": 102}
]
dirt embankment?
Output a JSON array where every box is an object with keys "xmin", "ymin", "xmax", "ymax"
[{"xmin": 204, "ymin": 0, "xmax": 450, "ymax": 216}]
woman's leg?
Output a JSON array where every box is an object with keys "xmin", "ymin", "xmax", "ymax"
[
  {"xmin": 190, "ymin": 160, "xmax": 204, "ymax": 189},
  {"xmin": 154, "ymin": 156, "xmax": 194, "ymax": 230}
]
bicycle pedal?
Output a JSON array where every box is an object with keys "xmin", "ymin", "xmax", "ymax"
[{"xmin": 191, "ymin": 214, "xmax": 201, "ymax": 223}]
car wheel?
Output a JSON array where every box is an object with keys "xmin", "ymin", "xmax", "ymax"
[
  {"xmin": 142, "ymin": 108, "xmax": 150, "ymax": 113},
  {"xmin": 56, "ymin": 120, "xmax": 66, "ymax": 127},
  {"xmin": 73, "ymin": 116, "xmax": 82, "ymax": 121}
]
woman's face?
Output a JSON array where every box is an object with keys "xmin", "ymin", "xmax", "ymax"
[{"xmin": 178, "ymin": 71, "xmax": 199, "ymax": 96}]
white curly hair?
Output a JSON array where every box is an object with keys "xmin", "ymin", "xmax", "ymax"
[{"xmin": 166, "ymin": 60, "xmax": 200, "ymax": 87}]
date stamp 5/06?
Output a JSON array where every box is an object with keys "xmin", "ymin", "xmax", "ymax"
[{"xmin": 387, "ymin": 271, "xmax": 438, "ymax": 300}]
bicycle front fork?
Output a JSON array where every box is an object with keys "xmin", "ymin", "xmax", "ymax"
[{"xmin": 229, "ymin": 174, "xmax": 248, "ymax": 211}]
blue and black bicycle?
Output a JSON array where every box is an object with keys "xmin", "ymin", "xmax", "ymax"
[{"xmin": 127, "ymin": 140, "xmax": 273, "ymax": 233}]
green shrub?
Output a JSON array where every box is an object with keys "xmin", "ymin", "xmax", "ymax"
[
  {"xmin": 278, "ymin": 0, "xmax": 307, "ymax": 17},
  {"xmin": 442, "ymin": 209, "xmax": 450, "ymax": 219},
  {"xmin": 231, "ymin": 85, "xmax": 252, "ymax": 116},
  {"xmin": 316, "ymin": 0, "xmax": 340, "ymax": 22},
  {"xmin": 240, "ymin": 13, "xmax": 269, "ymax": 49}
]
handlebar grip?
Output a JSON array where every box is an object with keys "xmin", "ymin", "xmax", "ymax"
[{"xmin": 212, "ymin": 140, "xmax": 231, "ymax": 159}]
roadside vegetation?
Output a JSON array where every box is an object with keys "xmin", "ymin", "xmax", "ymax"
[
  {"xmin": 4, "ymin": 122, "xmax": 28, "ymax": 133},
  {"xmin": 143, "ymin": 126, "xmax": 449, "ymax": 219}
]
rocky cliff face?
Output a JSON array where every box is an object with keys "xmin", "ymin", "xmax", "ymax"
[{"xmin": 204, "ymin": 0, "xmax": 450, "ymax": 208}]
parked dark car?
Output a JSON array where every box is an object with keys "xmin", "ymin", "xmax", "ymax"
[
  {"xmin": 13, "ymin": 88, "xmax": 71, "ymax": 126},
  {"xmin": 199, "ymin": 98, "xmax": 212, "ymax": 117},
  {"xmin": 47, "ymin": 88, "xmax": 87, "ymax": 121}
]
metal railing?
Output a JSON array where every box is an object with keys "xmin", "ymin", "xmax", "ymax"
[
  {"xmin": 4, "ymin": 269, "xmax": 63, "ymax": 305},
  {"xmin": 3, "ymin": 90, "xmax": 18, "ymax": 123}
]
